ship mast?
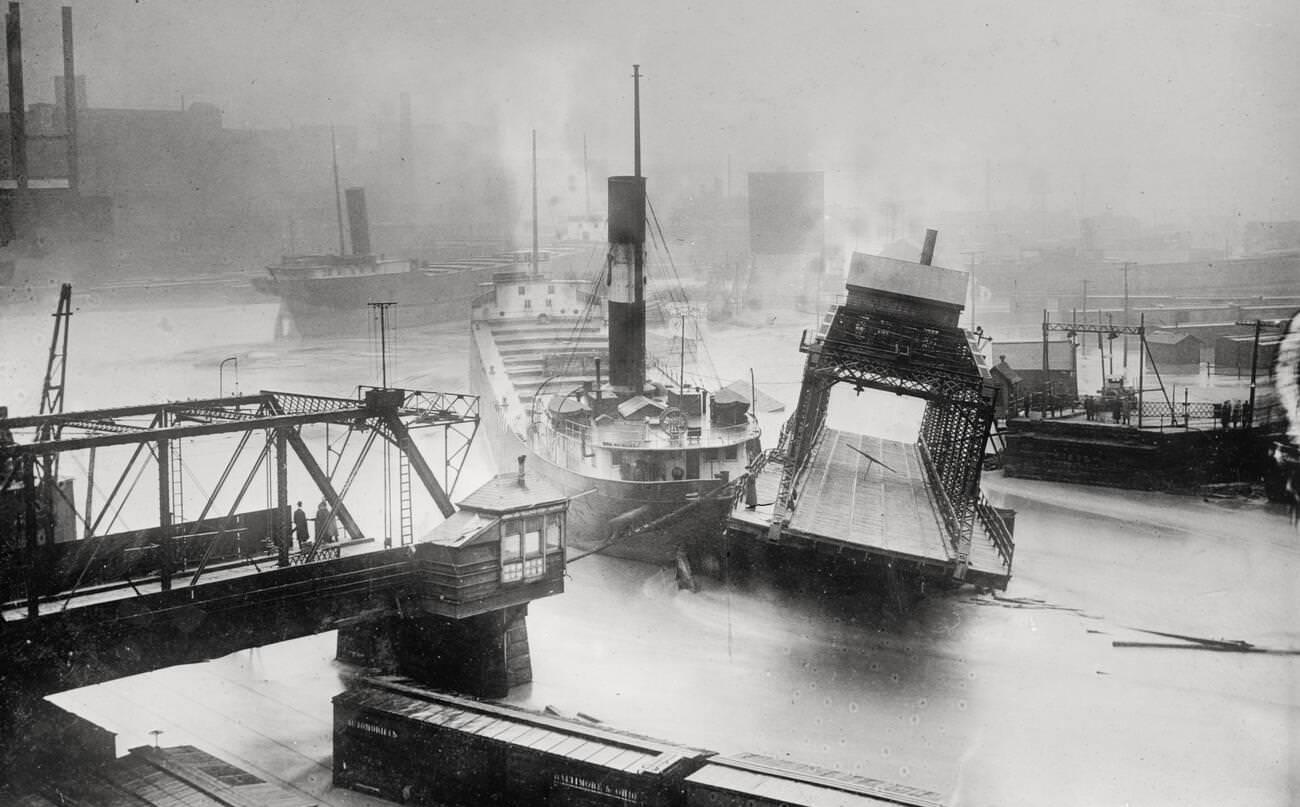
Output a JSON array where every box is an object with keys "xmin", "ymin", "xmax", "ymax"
[
  {"xmin": 606, "ymin": 64, "xmax": 647, "ymax": 393},
  {"xmin": 330, "ymin": 125, "xmax": 346, "ymax": 256},
  {"xmin": 531, "ymin": 129, "xmax": 539, "ymax": 276}
]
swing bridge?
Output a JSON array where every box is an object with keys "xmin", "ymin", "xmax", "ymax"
[
  {"xmin": 0, "ymin": 386, "xmax": 478, "ymax": 680},
  {"xmin": 1, "ymin": 386, "xmax": 479, "ymax": 614}
]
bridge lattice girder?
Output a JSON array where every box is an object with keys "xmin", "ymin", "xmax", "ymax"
[
  {"xmin": 0, "ymin": 388, "xmax": 480, "ymax": 612},
  {"xmin": 774, "ymin": 306, "xmax": 996, "ymax": 560}
]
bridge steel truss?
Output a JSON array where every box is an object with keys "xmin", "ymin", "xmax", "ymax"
[
  {"xmin": 0, "ymin": 388, "xmax": 478, "ymax": 618},
  {"xmin": 772, "ymin": 305, "xmax": 997, "ymax": 573}
]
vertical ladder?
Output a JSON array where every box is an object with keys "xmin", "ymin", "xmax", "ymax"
[
  {"xmin": 398, "ymin": 449, "xmax": 413, "ymax": 545},
  {"xmin": 169, "ymin": 438, "xmax": 185, "ymax": 527}
]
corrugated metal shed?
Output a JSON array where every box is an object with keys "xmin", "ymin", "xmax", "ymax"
[
  {"xmin": 686, "ymin": 753, "xmax": 946, "ymax": 807},
  {"xmin": 338, "ymin": 679, "xmax": 708, "ymax": 775}
]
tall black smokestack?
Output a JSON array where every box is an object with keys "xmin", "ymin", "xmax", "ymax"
[
  {"xmin": 61, "ymin": 6, "xmax": 76, "ymax": 191},
  {"xmin": 345, "ymin": 187, "xmax": 371, "ymax": 256},
  {"xmin": 7, "ymin": 2, "xmax": 26, "ymax": 191},
  {"xmin": 606, "ymin": 65, "xmax": 647, "ymax": 392},
  {"xmin": 607, "ymin": 175, "xmax": 646, "ymax": 390}
]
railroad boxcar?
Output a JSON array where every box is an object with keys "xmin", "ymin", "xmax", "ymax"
[
  {"xmin": 334, "ymin": 677, "xmax": 713, "ymax": 807},
  {"xmin": 683, "ymin": 753, "xmax": 945, "ymax": 807}
]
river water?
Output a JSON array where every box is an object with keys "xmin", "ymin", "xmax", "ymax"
[{"xmin": 3, "ymin": 299, "xmax": 1298, "ymax": 806}]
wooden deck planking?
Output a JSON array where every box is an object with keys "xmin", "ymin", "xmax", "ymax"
[{"xmin": 785, "ymin": 430, "xmax": 951, "ymax": 562}]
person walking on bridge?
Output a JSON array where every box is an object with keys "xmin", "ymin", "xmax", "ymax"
[
  {"xmin": 315, "ymin": 500, "xmax": 335, "ymax": 543},
  {"xmin": 293, "ymin": 501, "xmax": 309, "ymax": 549}
]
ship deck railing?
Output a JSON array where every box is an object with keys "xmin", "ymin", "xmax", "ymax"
[{"xmin": 538, "ymin": 418, "xmax": 759, "ymax": 453}]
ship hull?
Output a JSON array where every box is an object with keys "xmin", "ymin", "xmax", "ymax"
[
  {"xmin": 264, "ymin": 264, "xmax": 503, "ymax": 338},
  {"xmin": 469, "ymin": 310, "xmax": 744, "ymax": 566},
  {"xmin": 474, "ymin": 383, "xmax": 734, "ymax": 565}
]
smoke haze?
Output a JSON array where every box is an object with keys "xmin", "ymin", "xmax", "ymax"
[{"xmin": 8, "ymin": 0, "xmax": 1299, "ymax": 245}]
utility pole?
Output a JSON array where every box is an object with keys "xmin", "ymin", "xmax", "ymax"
[
  {"xmin": 1234, "ymin": 318, "xmax": 1283, "ymax": 429},
  {"xmin": 1107, "ymin": 313, "xmax": 1115, "ymax": 377},
  {"xmin": 1080, "ymin": 278, "xmax": 1089, "ymax": 354},
  {"xmin": 1120, "ymin": 261, "xmax": 1133, "ymax": 373},
  {"xmin": 369, "ymin": 301, "xmax": 397, "ymax": 388}
]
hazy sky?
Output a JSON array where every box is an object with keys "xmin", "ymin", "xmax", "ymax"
[{"xmin": 13, "ymin": 0, "xmax": 1300, "ymax": 224}]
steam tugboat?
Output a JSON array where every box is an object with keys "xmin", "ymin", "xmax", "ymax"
[{"xmin": 469, "ymin": 66, "xmax": 761, "ymax": 563}]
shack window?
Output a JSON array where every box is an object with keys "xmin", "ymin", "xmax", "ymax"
[
  {"xmin": 502, "ymin": 517, "xmax": 546, "ymax": 583},
  {"xmin": 524, "ymin": 299, "xmax": 533, "ymax": 310},
  {"xmin": 547, "ymin": 285, "xmax": 556, "ymax": 294},
  {"xmin": 545, "ymin": 513, "xmax": 562, "ymax": 552},
  {"xmin": 501, "ymin": 522, "xmax": 524, "ymax": 583},
  {"xmin": 517, "ymin": 286, "xmax": 526, "ymax": 295},
  {"xmin": 523, "ymin": 527, "xmax": 543, "ymax": 579},
  {"xmin": 724, "ymin": 444, "xmax": 738, "ymax": 460}
]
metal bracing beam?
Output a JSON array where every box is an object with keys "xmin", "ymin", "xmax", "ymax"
[
  {"xmin": 816, "ymin": 308, "xmax": 986, "ymax": 376},
  {"xmin": 0, "ymin": 407, "xmax": 371, "ymax": 457},
  {"xmin": 275, "ymin": 428, "xmax": 289, "ymax": 566},
  {"xmin": 2, "ymin": 394, "xmax": 269, "ymax": 430},
  {"xmin": 1044, "ymin": 321, "xmax": 1142, "ymax": 336},
  {"xmin": 380, "ymin": 414, "xmax": 455, "ymax": 518},
  {"xmin": 175, "ymin": 428, "xmax": 256, "ymax": 542},
  {"xmin": 811, "ymin": 362, "xmax": 990, "ymax": 407},
  {"xmin": 770, "ymin": 359, "xmax": 833, "ymax": 530},
  {"xmin": 284, "ymin": 428, "xmax": 365, "ymax": 545},
  {"xmin": 79, "ymin": 411, "xmax": 160, "ymax": 539},
  {"xmin": 189, "ymin": 434, "xmax": 276, "ymax": 586}
]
